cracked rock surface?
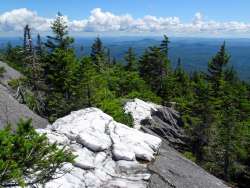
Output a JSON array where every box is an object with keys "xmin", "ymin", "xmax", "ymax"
[
  {"xmin": 36, "ymin": 107, "xmax": 162, "ymax": 188},
  {"xmin": 125, "ymin": 98, "xmax": 229, "ymax": 188}
]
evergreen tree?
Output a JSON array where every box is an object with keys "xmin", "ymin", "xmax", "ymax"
[
  {"xmin": 0, "ymin": 119, "xmax": 75, "ymax": 187},
  {"xmin": 139, "ymin": 47, "xmax": 165, "ymax": 94},
  {"xmin": 23, "ymin": 25, "xmax": 32, "ymax": 53},
  {"xmin": 212, "ymin": 80, "xmax": 250, "ymax": 182},
  {"xmin": 182, "ymin": 76, "xmax": 214, "ymax": 163},
  {"xmin": 207, "ymin": 42, "xmax": 230, "ymax": 92},
  {"xmin": 20, "ymin": 26, "xmax": 45, "ymax": 114},
  {"xmin": 43, "ymin": 13, "xmax": 78, "ymax": 120},
  {"xmin": 173, "ymin": 58, "xmax": 191, "ymax": 97},
  {"xmin": 36, "ymin": 33, "xmax": 43, "ymax": 55},
  {"xmin": 44, "ymin": 48, "xmax": 79, "ymax": 121},
  {"xmin": 45, "ymin": 12, "xmax": 74, "ymax": 50},
  {"xmin": 90, "ymin": 37, "xmax": 106, "ymax": 69},
  {"xmin": 160, "ymin": 34, "xmax": 170, "ymax": 58},
  {"xmin": 124, "ymin": 47, "xmax": 137, "ymax": 71},
  {"xmin": 77, "ymin": 57, "xmax": 101, "ymax": 107}
]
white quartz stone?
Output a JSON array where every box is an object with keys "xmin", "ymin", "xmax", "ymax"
[
  {"xmin": 124, "ymin": 98, "xmax": 162, "ymax": 129},
  {"xmin": 33, "ymin": 104, "xmax": 162, "ymax": 188}
]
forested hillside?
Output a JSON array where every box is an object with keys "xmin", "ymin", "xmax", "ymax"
[
  {"xmin": 0, "ymin": 13, "xmax": 250, "ymax": 187},
  {"xmin": 3, "ymin": 37, "xmax": 250, "ymax": 80}
]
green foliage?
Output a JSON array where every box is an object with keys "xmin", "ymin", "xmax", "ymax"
[
  {"xmin": 8, "ymin": 78, "xmax": 25, "ymax": 90},
  {"xmin": 91, "ymin": 37, "xmax": 107, "ymax": 69},
  {"xmin": 207, "ymin": 42, "xmax": 230, "ymax": 93},
  {"xmin": 160, "ymin": 34, "xmax": 170, "ymax": 58},
  {"xmin": 3, "ymin": 45, "xmax": 25, "ymax": 73},
  {"xmin": 183, "ymin": 151, "xmax": 196, "ymax": 162},
  {"xmin": 97, "ymin": 98, "xmax": 133, "ymax": 127},
  {"xmin": 0, "ymin": 119, "xmax": 75, "ymax": 187},
  {"xmin": 44, "ymin": 48, "xmax": 79, "ymax": 121},
  {"xmin": 2, "ymin": 21, "xmax": 250, "ymax": 187},
  {"xmin": 139, "ymin": 46, "xmax": 170, "ymax": 97},
  {"xmin": 178, "ymin": 43, "xmax": 250, "ymax": 186},
  {"xmin": 45, "ymin": 12, "xmax": 74, "ymax": 50},
  {"xmin": 0, "ymin": 66, "xmax": 6, "ymax": 77},
  {"xmin": 124, "ymin": 47, "xmax": 138, "ymax": 71}
]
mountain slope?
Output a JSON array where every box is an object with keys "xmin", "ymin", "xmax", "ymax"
[
  {"xmin": 0, "ymin": 61, "xmax": 48, "ymax": 129},
  {"xmin": 125, "ymin": 99, "xmax": 228, "ymax": 188}
]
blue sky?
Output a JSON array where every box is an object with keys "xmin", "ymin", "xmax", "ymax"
[
  {"xmin": 1, "ymin": 0, "xmax": 250, "ymax": 37},
  {"xmin": 1, "ymin": 0, "xmax": 250, "ymax": 22}
]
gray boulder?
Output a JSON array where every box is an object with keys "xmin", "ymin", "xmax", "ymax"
[
  {"xmin": 125, "ymin": 99, "xmax": 229, "ymax": 188},
  {"xmin": 0, "ymin": 84, "xmax": 48, "ymax": 129},
  {"xmin": 0, "ymin": 61, "xmax": 22, "ymax": 88},
  {"xmin": 141, "ymin": 106, "xmax": 188, "ymax": 151}
]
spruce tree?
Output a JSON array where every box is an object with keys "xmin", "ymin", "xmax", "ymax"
[
  {"xmin": 23, "ymin": 24, "xmax": 32, "ymax": 53},
  {"xmin": 0, "ymin": 119, "xmax": 75, "ymax": 187},
  {"xmin": 160, "ymin": 34, "xmax": 170, "ymax": 58},
  {"xmin": 173, "ymin": 58, "xmax": 191, "ymax": 98},
  {"xmin": 90, "ymin": 37, "xmax": 106, "ymax": 69},
  {"xmin": 182, "ymin": 76, "xmax": 214, "ymax": 163},
  {"xmin": 124, "ymin": 47, "xmax": 137, "ymax": 71},
  {"xmin": 36, "ymin": 33, "xmax": 43, "ymax": 55},
  {"xmin": 139, "ymin": 47, "xmax": 164, "ymax": 94},
  {"xmin": 43, "ymin": 13, "xmax": 78, "ymax": 121},
  {"xmin": 207, "ymin": 42, "xmax": 230, "ymax": 93},
  {"xmin": 45, "ymin": 12, "xmax": 74, "ymax": 50}
]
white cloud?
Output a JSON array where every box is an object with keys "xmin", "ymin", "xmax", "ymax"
[
  {"xmin": 0, "ymin": 8, "xmax": 51, "ymax": 33},
  {"xmin": 1, "ymin": 8, "xmax": 250, "ymax": 36}
]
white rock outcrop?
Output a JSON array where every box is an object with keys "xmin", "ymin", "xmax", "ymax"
[
  {"xmin": 124, "ymin": 98, "xmax": 162, "ymax": 129},
  {"xmin": 37, "ymin": 107, "xmax": 161, "ymax": 188}
]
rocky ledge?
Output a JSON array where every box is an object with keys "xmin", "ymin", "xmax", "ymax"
[
  {"xmin": 125, "ymin": 98, "xmax": 229, "ymax": 188},
  {"xmin": 36, "ymin": 107, "xmax": 162, "ymax": 188}
]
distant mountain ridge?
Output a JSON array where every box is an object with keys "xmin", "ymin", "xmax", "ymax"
[{"xmin": 1, "ymin": 37, "xmax": 250, "ymax": 80}]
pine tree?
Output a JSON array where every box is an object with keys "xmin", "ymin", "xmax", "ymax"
[
  {"xmin": 173, "ymin": 58, "xmax": 191, "ymax": 98},
  {"xmin": 77, "ymin": 57, "xmax": 101, "ymax": 107},
  {"xmin": 182, "ymin": 76, "xmax": 214, "ymax": 163},
  {"xmin": 90, "ymin": 37, "xmax": 106, "ymax": 69},
  {"xmin": 139, "ymin": 47, "xmax": 161, "ymax": 93},
  {"xmin": 124, "ymin": 47, "xmax": 138, "ymax": 71},
  {"xmin": 207, "ymin": 42, "xmax": 230, "ymax": 92},
  {"xmin": 216, "ymin": 81, "xmax": 239, "ymax": 180},
  {"xmin": 160, "ymin": 34, "xmax": 170, "ymax": 58},
  {"xmin": 23, "ymin": 25, "xmax": 32, "ymax": 53},
  {"xmin": 35, "ymin": 33, "xmax": 43, "ymax": 55},
  {"xmin": 43, "ymin": 13, "xmax": 78, "ymax": 120},
  {"xmin": 44, "ymin": 48, "xmax": 79, "ymax": 121},
  {"xmin": 45, "ymin": 12, "xmax": 74, "ymax": 50},
  {"xmin": 0, "ymin": 119, "xmax": 75, "ymax": 187}
]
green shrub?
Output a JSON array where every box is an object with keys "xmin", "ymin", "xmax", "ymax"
[
  {"xmin": 182, "ymin": 151, "xmax": 196, "ymax": 162},
  {"xmin": 24, "ymin": 90, "xmax": 38, "ymax": 111},
  {"xmin": 0, "ymin": 119, "xmax": 75, "ymax": 187},
  {"xmin": 125, "ymin": 91, "xmax": 161, "ymax": 104},
  {"xmin": 0, "ymin": 66, "xmax": 5, "ymax": 77},
  {"xmin": 97, "ymin": 98, "xmax": 133, "ymax": 127},
  {"xmin": 8, "ymin": 78, "xmax": 25, "ymax": 90}
]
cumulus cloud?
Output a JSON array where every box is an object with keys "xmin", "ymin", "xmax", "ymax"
[
  {"xmin": 0, "ymin": 8, "xmax": 51, "ymax": 32},
  {"xmin": 1, "ymin": 8, "xmax": 250, "ymax": 36}
]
